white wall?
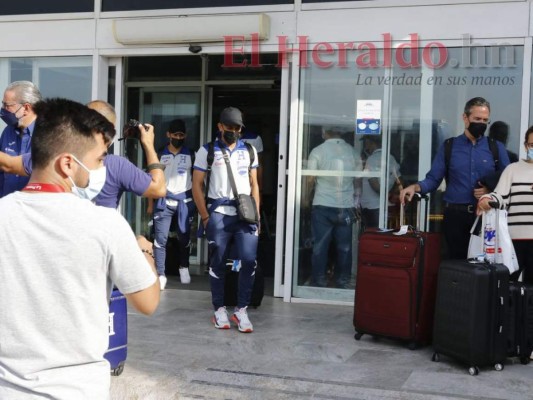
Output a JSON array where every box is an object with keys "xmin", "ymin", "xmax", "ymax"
[
  {"xmin": 296, "ymin": 2, "xmax": 530, "ymax": 44},
  {"xmin": 0, "ymin": 19, "xmax": 95, "ymax": 55}
]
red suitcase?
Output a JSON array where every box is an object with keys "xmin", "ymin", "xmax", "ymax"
[{"xmin": 353, "ymin": 195, "xmax": 441, "ymax": 348}]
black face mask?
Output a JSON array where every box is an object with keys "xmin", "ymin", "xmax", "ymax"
[
  {"xmin": 223, "ymin": 130, "xmax": 239, "ymax": 144},
  {"xmin": 170, "ymin": 138, "xmax": 184, "ymax": 148},
  {"xmin": 468, "ymin": 122, "xmax": 487, "ymax": 139}
]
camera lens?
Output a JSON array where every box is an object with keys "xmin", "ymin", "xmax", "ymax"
[{"xmin": 122, "ymin": 119, "xmax": 142, "ymax": 139}]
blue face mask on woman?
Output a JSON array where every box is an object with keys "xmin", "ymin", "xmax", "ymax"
[{"xmin": 527, "ymin": 148, "xmax": 533, "ymax": 161}]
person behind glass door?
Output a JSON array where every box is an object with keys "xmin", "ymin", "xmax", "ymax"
[
  {"xmin": 148, "ymin": 119, "xmax": 195, "ymax": 290},
  {"xmin": 480, "ymin": 120, "xmax": 519, "ymax": 192},
  {"xmin": 359, "ymin": 134, "xmax": 400, "ymax": 230},
  {"xmin": 306, "ymin": 125, "xmax": 361, "ymax": 289},
  {"xmin": 0, "ymin": 80, "xmax": 42, "ymax": 197},
  {"xmin": 192, "ymin": 107, "xmax": 260, "ymax": 333},
  {"xmin": 400, "ymin": 97, "xmax": 510, "ymax": 259},
  {"xmin": 239, "ymin": 109, "xmax": 264, "ymax": 192},
  {"xmin": 477, "ymin": 126, "xmax": 533, "ymax": 284},
  {"xmin": 489, "ymin": 121, "xmax": 519, "ymax": 163}
]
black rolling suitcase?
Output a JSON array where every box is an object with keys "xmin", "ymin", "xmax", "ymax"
[
  {"xmin": 432, "ymin": 260, "xmax": 509, "ymax": 375},
  {"xmin": 507, "ymin": 282, "xmax": 533, "ymax": 365},
  {"xmin": 432, "ymin": 206, "xmax": 513, "ymax": 375}
]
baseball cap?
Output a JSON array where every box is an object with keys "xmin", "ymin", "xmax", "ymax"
[
  {"xmin": 168, "ymin": 119, "xmax": 186, "ymax": 134},
  {"xmin": 220, "ymin": 107, "xmax": 244, "ymax": 127}
]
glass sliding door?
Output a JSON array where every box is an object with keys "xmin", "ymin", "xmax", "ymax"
[
  {"xmin": 292, "ymin": 44, "xmax": 524, "ymax": 302},
  {"xmin": 123, "ymin": 87, "xmax": 202, "ymax": 261}
]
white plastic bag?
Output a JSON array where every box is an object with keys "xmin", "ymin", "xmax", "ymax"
[
  {"xmin": 494, "ymin": 209, "xmax": 519, "ymax": 274},
  {"xmin": 467, "ymin": 215, "xmax": 484, "ymax": 261}
]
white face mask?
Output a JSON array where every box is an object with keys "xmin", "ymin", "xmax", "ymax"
[{"xmin": 68, "ymin": 154, "xmax": 107, "ymax": 201}]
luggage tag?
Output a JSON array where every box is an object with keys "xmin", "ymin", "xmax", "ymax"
[{"xmin": 393, "ymin": 225, "xmax": 411, "ymax": 235}]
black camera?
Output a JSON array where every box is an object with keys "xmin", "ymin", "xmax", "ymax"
[{"xmin": 122, "ymin": 119, "xmax": 145, "ymax": 140}]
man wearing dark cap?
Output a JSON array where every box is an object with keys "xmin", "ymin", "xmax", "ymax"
[
  {"xmin": 192, "ymin": 107, "xmax": 260, "ymax": 333},
  {"xmin": 149, "ymin": 119, "xmax": 195, "ymax": 289}
]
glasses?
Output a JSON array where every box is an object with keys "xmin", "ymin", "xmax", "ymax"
[
  {"xmin": 1, "ymin": 101, "xmax": 20, "ymax": 109},
  {"xmin": 169, "ymin": 132, "xmax": 186, "ymax": 138}
]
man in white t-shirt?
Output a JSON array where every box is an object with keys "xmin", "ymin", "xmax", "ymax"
[
  {"xmin": 360, "ymin": 135, "xmax": 400, "ymax": 229},
  {"xmin": 149, "ymin": 119, "xmax": 195, "ymax": 289},
  {"xmin": 307, "ymin": 126, "xmax": 361, "ymax": 288},
  {"xmin": 0, "ymin": 98, "xmax": 160, "ymax": 399},
  {"xmin": 192, "ymin": 107, "xmax": 260, "ymax": 333}
]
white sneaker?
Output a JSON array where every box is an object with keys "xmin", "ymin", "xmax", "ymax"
[
  {"xmin": 179, "ymin": 267, "xmax": 191, "ymax": 284},
  {"xmin": 231, "ymin": 307, "xmax": 253, "ymax": 333},
  {"xmin": 159, "ymin": 275, "xmax": 167, "ymax": 291},
  {"xmin": 212, "ymin": 307, "xmax": 230, "ymax": 329}
]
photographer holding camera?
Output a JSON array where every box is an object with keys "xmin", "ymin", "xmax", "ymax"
[{"xmin": 0, "ymin": 100, "xmax": 166, "ymax": 207}]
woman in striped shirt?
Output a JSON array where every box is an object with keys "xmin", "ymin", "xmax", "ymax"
[{"xmin": 478, "ymin": 125, "xmax": 533, "ymax": 283}]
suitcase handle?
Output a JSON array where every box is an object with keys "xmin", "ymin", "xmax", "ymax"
[{"xmin": 399, "ymin": 193, "xmax": 429, "ymax": 232}]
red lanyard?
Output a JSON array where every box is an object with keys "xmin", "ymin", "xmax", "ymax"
[{"xmin": 22, "ymin": 183, "xmax": 66, "ymax": 193}]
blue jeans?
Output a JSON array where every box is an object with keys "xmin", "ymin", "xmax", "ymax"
[
  {"xmin": 206, "ymin": 212, "xmax": 258, "ymax": 310},
  {"xmin": 153, "ymin": 202, "xmax": 195, "ymax": 276},
  {"xmin": 311, "ymin": 206, "xmax": 355, "ymax": 288}
]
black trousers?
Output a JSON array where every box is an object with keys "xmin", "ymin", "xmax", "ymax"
[
  {"xmin": 442, "ymin": 208, "xmax": 478, "ymax": 259},
  {"xmin": 511, "ymin": 240, "xmax": 533, "ymax": 284}
]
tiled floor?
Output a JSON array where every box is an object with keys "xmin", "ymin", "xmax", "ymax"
[{"xmin": 110, "ymin": 276, "xmax": 533, "ymax": 400}]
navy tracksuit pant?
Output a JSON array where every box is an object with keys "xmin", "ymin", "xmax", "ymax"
[{"xmin": 206, "ymin": 212, "xmax": 258, "ymax": 310}]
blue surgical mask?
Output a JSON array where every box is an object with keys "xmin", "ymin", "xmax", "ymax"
[
  {"xmin": 527, "ymin": 148, "xmax": 533, "ymax": 161},
  {"xmin": 0, "ymin": 105, "xmax": 22, "ymax": 127},
  {"xmin": 68, "ymin": 154, "xmax": 107, "ymax": 201}
]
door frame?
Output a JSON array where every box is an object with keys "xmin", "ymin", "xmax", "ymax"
[{"xmin": 117, "ymin": 55, "xmax": 288, "ymax": 298}]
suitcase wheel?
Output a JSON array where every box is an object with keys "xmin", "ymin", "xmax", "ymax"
[
  {"xmin": 354, "ymin": 332, "xmax": 363, "ymax": 341},
  {"xmin": 431, "ymin": 352, "xmax": 440, "ymax": 362},
  {"xmin": 468, "ymin": 366, "xmax": 479, "ymax": 376},
  {"xmin": 494, "ymin": 363, "xmax": 504, "ymax": 372},
  {"xmin": 520, "ymin": 357, "xmax": 530, "ymax": 365},
  {"xmin": 111, "ymin": 362, "xmax": 125, "ymax": 377}
]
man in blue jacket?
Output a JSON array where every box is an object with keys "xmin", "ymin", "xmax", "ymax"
[
  {"xmin": 0, "ymin": 81, "xmax": 42, "ymax": 197},
  {"xmin": 400, "ymin": 97, "xmax": 510, "ymax": 259}
]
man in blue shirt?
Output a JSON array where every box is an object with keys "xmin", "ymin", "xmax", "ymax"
[
  {"xmin": 400, "ymin": 97, "xmax": 510, "ymax": 259},
  {"xmin": 0, "ymin": 81, "xmax": 42, "ymax": 197}
]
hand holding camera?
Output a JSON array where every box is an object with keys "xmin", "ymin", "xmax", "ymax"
[
  {"xmin": 121, "ymin": 119, "xmax": 157, "ymax": 157},
  {"xmin": 122, "ymin": 119, "xmax": 152, "ymax": 141}
]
